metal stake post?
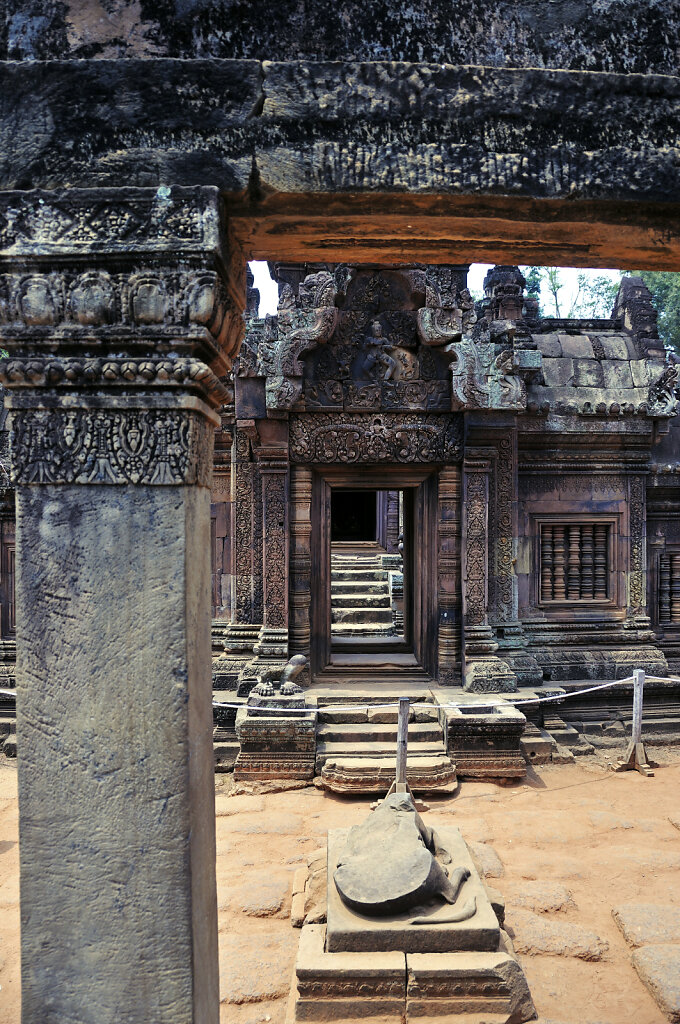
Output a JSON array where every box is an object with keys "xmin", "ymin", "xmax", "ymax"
[
  {"xmin": 616, "ymin": 669, "xmax": 654, "ymax": 777},
  {"xmin": 396, "ymin": 696, "xmax": 410, "ymax": 792}
]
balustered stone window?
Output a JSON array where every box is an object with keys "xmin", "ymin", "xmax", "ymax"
[
  {"xmin": 539, "ymin": 522, "xmax": 611, "ymax": 603},
  {"xmin": 658, "ymin": 550, "xmax": 680, "ymax": 624}
]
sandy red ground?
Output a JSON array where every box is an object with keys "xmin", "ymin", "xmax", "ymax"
[{"xmin": 1, "ymin": 752, "xmax": 679, "ymax": 1023}]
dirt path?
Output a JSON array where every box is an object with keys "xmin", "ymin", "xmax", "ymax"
[{"xmin": 1, "ymin": 752, "xmax": 680, "ymax": 1024}]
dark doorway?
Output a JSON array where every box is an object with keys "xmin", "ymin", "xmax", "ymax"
[{"xmin": 331, "ymin": 490, "xmax": 377, "ymax": 542}]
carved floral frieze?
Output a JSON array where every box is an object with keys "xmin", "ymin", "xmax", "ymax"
[
  {"xmin": 10, "ymin": 408, "xmax": 212, "ymax": 486},
  {"xmin": 289, "ymin": 412, "xmax": 462, "ymax": 464},
  {"xmin": 0, "ymin": 357, "xmax": 231, "ymax": 408},
  {"xmin": 0, "ymin": 188, "xmax": 219, "ymax": 255}
]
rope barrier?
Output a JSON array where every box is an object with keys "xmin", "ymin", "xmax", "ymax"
[
  {"xmin": 2, "ymin": 674, "xmax": 678, "ymax": 716},
  {"xmin": 211, "ymin": 674, "xmax": 674, "ymax": 715}
]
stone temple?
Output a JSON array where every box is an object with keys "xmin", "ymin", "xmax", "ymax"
[{"xmin": 1, "ymin": 1, "xmax": 680, "ymax": 1021}]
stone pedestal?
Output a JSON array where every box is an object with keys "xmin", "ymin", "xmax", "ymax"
[
  {"xmin": 234, "ymin": 704, "xmax": 316, "ymax": 780},
  {"xmin": 445, "ymin": 703, "xmax": 527, "ymax": 779},
  {"xmin": 0, "ymin": 186, "xmax": 241, "ymax": 1024}
]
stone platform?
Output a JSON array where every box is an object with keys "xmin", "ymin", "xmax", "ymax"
[
  {"xmin": 444, "ymin": 702, "xmax": 527, "ymax": 779},
  {"xmin": 289, "ymin": 924, "xmax": 536, "ymax": 1023}
]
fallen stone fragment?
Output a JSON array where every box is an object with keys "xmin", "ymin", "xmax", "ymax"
[
  {"xmin": 303, "ymin": 862, "xmax": 327, "ymax": 924},
  {"xmin": 291, "ymin": 891, "xmax": 305, "ymax": 928},
  {"xmin": 510, "ymin": 909, "xmax": 609, "ymax": 961},
  {"xmin": 219, "ymin": 933, "xmax": 295, "ymax": 1004},
  {"xmin": 292, "ymin": 867, "xmax": 307, "ymax": 897},
  {"xmin": 632, "ymin": 945, "xmax": 680, "ymax": 1022},
  {"xmin": 238, "ymin": 874, "xmax": 290, "ymax": 917},
  {"xmin": 613, "ymin": 904, "xmax": 680, "ymax": 949},
  {"xmin": 467, "ymin": 840, "xmax": 504, "ymax": 878},
  {"xmin": 508, "ymin": 881, "xmax": 574, "ymax": 914}
]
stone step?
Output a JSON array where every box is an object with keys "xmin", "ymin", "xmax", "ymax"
[
  {"xmin": 0, "ymin": 716, "xmax": 16, "ymax": 737},
  {"xmin": 331, "ymin": 623, "xmax": 396, "ymax": 636},
  {"xmin": 316, "ymin": 720, "xmax": 443, "ymax": 744},
  {"xmin": 317, "ymin": 741, "xmax": 448, "ymax": 770},
  {"xmin": 319, "ymin": 753, "xmax": 457, "ymax": 794},
  {"xmin": 331, "ymin": 570, "xmax": 388, "ymax": 583},
  {"xmin": 318, "ymin": 705, "xmax": 440, "ymax": 725},
  {"xmin": 331, "ymin": 581, "xmax": 390, "ymax": 595},
  {"xmin": 331, "ymin": 607, "xmax": 394, "ymax": 624},
  {"xmin": 332, "ymin": 594, "xmax": 392, "ymax": 609}
]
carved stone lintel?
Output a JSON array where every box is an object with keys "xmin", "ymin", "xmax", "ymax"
[{"xmin": 290, "ymin": 412, "xmax": 462, "ymax": 464}]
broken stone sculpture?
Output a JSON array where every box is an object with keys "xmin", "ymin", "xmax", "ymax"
[
  {"xmin": 280, "ymin": 654, "xmax": 309, "ymax": 695},
  {"xmin": 250, "ymin": 653, "xmax": 309, "ymax": 697},
  {"xmin": 334, "ymin": 791, "xmax": 476, "ymax": 922}
]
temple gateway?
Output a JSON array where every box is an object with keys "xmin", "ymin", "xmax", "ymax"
[{"xmin": 3, "ymin": 260, "xmax": 680, "ymax": 781}]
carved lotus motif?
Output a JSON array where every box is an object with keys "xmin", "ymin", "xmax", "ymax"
[
  {"xmin": 69, "ymin": 273, "xmax": 114, "ymax": 326},
  {"xmin": 185, "ymin": 275, "xmax": 216, "ymax": 325},
  {"xmin": 131, "ymin": 277, "xmax": 167, "ymax": 325},
  {"xmin": 18, "ymin": 276, "xmax": 57, "ymax": 326}
]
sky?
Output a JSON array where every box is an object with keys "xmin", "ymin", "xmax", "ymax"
[{"xmin": 249, "ymin": 261, "xmax": 621, "ymax": 318}]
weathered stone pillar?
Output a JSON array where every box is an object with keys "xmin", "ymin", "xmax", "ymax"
[
  {"xmin": 289, "ymin": 465, "xmax": 313, "ymax": 657},
  {"xmin": 437, "ymin": 465, "xmax": 462, "ymax": 684},
  {"xmin": 0, "ymin": 187, "xmax": 243, "ymax": 1024},
  {"xmin": 462, "ymin": 452, "xmax": 517, "ymax": 692},
  {"xmin": 486, "ymin": 425, "xmax": 542, "ymax": 685},
  {"xmin": 223, "ymin": 423, "xmax": 262, "ymax": 659},
  {"xmin": 253, "ymin": 438, "xmax": 290, "ymax": 659}
]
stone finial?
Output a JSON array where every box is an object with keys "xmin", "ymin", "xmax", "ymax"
[
  {"xmin": 482, "ymin": 265, "xmax": 526, "ymax": 322},
  {"xmin": 613, "ymin": 276, "xmax": 664, "ymax": 357}
]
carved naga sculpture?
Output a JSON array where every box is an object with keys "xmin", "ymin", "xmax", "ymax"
[
  {"xmin": 334, "ymin": 791, "xmax": 476, "ymax": 924},
  {"xmin": 258, "ymin": 271, "xmax": 339, "ymax": 414}
]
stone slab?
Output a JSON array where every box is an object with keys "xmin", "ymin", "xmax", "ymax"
[
  {"xmin": 632, "ymin": 945, "xmax": 680, "ymax": 1023},
  {"xmin": 613, "ymin": 903, "xmax": 680, "ymax": 948},
  {"xmin": 326, "ymin": 826, "xmax": 500, "ymax": 954},
  {"xmin": 406, "ymin": 950, "xmax": 536, "ymax": 1023},
  {"xmin": 294, "ymin": 923, "xmax": 405, "ymax": 1021},
  {"xmin": 510, "ymin": 909, "xmax": 608, "ymax": 961}
]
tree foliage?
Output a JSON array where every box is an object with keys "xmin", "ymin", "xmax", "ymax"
[{"xmin": 520, "ymin": 266, "xmax": 621, "ymax": 318}]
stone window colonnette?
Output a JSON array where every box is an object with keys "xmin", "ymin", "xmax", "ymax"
[{"xmin": 535, "ymin": 517, "xmax": 618, "ymax": 608}]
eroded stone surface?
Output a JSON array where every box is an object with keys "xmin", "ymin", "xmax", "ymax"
[
  {"xmin": 508, "ymin": 882, "xmax": 575, "ymax": 914},
  {"xmin": 219, "ymin": 933, "xmax": 295, "ymax": 1004},
  {"xmin": 632, "ymin": 945, "xmax": 680, "ymax": 1023},
  {"xmin": 468, "ymin": 840, "xmax": 505, "ymax": 878},
  {"xmin": 511, "ymin": 910, "xmax": 609, "ymax": 961},
  {"xmin": 613, "ymin": 904, "xmax": 680, "ymax": 948}
]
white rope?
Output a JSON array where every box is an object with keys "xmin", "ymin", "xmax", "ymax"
[
  {"xmin": 212, "ymin": 674, "xmax": 673, "ymax": 715},
  {"xmin": 2, "ymin": 674, "xmax": 675, "ymax": 715}
]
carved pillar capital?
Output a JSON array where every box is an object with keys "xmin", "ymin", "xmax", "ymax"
[{"xmin": 0, "ymin": 187, "xmax": 244, "ymax": 485}]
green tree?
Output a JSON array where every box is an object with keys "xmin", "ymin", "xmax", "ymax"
[
  {"xmin": 520, "ymin": 266, "xmax": 621, "ymax": 319},
  {"xmin": 630, "ymin": 271, "xmax": 680, "ymax": 355}
]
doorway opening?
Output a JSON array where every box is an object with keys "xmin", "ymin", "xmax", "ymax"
[
  {"xmin": 330, "ymin": 489, "xmax": 406, "ymax": 644},
  {"xmin": 309, "ymin": 468, "xmax": 438, "ymax": 681}
]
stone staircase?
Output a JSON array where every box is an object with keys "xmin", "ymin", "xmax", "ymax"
[
  {"xmin": 331, "ymin": 553, "xmax": 395, "ymax": 636},
  {"xmin": 315, "ymin": 696, "xmax": 457, "ymax": 794}
]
